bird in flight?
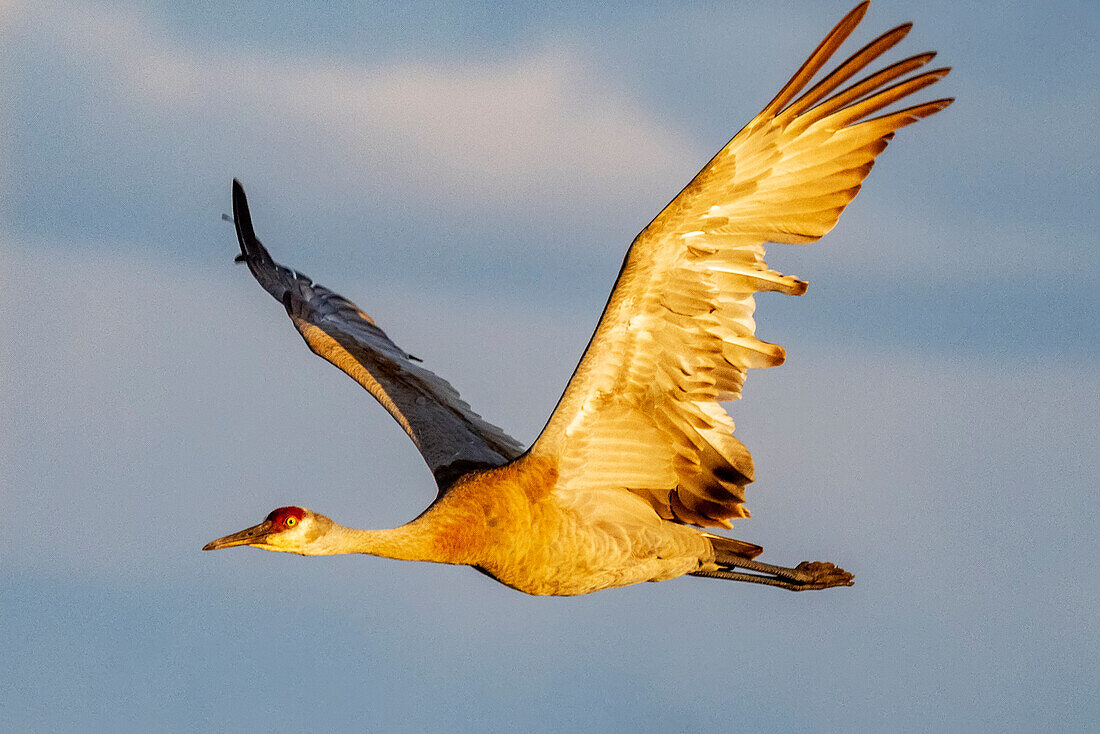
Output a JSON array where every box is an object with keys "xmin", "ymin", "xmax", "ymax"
[{"xmin": 205, "ymin": 2, "xmax": 951, "ymax": 595}]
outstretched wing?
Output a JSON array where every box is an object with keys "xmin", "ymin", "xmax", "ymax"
[
  {"xmin": 527, "ymin": 2, "xmax": 952, "ymax": 527},
  {"xmin": 231, "ymin": 180, "xmax": 524, "ymax": 489}
]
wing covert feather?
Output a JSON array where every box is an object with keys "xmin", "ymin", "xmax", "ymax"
[
  {"xmin": 231, "ymin": 181, "xmax": 523, "ymax": 490},
  {"xmin": 529, "ymin": 3, "xmax": 951, "ymax": 527}
]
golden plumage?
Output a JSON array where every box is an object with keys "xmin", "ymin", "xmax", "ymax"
[{"xmin": 205, "ymin": 2, "xmax": 950, "ymax": 595}]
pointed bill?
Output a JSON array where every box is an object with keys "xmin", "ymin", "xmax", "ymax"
[{"xmin": 202, "ymin": 519, "xmax": 274, "ymax": 550}]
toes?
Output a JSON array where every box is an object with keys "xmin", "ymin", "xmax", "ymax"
[{"xmin": 795, "ymin": 561, "xmax": 854, "ymax": 587}]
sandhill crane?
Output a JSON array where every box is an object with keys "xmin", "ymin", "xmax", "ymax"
[{"xmin": 204, "ymin": 2, "xmax": 951, "ymax": 595}]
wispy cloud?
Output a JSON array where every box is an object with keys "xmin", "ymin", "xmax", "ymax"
[
  {"xmin": 3, "ymin": 4, "xmax": 1098, "ymax": 730},
  {"xmin": 4, "ymin": 234, "xmax": 1096, "ymax": 576},
  {"xmin": 6, "ymin": 0, "xmax": 693, "ymax": 239},
  {"xmin": 8, "ymin": 0, "xmax": 1091, "ymax": 290}
]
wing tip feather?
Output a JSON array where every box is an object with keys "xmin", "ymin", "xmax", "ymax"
[
  {"xmin": 760, "ymin": 0, "xmax": 871, "ymax": 118},
  {"xmin": 230, "ymin": 178, "xmax": 271, "ymax": 264}
]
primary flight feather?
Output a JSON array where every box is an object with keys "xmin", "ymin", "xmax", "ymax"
[{"xmin": 205, "ymin": 2, "xmax": 951, "ymax": 596}]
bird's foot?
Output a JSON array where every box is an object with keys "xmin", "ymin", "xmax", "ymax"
[
  {"xmin": 789, "ymin": 561, "xmax": 854, "ymax": 590},
  {"xmin": 692, "ymin": 556, "xmax": 854, "ymax": 591}
]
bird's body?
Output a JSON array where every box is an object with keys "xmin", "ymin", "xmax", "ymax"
[
  {"xmin": 205, "ymin": 2, "xmax": 951, "ymax": 596},
  {"xmin": 445, "ymin": 457, "xmax": 713, "ymax": 596}
]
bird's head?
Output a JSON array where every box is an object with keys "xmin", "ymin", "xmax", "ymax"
[{"xmin": 202, "ymin": 506, "xmax": 334, "ymax": 555}]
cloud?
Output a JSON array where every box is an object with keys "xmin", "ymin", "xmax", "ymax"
[
  {"xmin": 4, "ymin": 235, "xmax": 1095, "ymax": 576},
  {"xmin": 4, "ymin": 0, "xmax": 1093, "ymax": 360},
  {"xmin": 5, "ymin": 230, "xmax": 1096, "ymax": 730},
  {"xmin": 6, "ymin": 0, "xmax": 694, "ymax": 242},
  {"xmin": 3, "ymin": 4, "xmax": 1097, "ymax": 730},
  {"xmin": 4, "ymin": 222, "xmax": 1098, "ymax": 730}
]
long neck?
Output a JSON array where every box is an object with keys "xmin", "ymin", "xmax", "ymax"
[
  {"xmin": 305, "ymin": 477, "xmax": 510, "ymax": 564},
  {"xmin": 305, "ymin": 522, "xmax": 434, "ymax": 561},
  {"xmin": 308, "ymin": 515, "xmax": 481, "ymax": 565}
]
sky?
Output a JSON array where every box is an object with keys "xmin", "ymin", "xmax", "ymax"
[{"xmin": 1, "ymin": 0, "xmax": 1097, "ymax": 731}]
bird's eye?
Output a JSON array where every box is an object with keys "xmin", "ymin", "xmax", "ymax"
[{"xmin": 285, "ymin": 517, "xmax": 297, "ymax": 527}]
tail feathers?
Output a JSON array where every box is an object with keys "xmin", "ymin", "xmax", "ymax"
[{"xmin": 707, "ymin": 533, "xmax": 764, "ymax": 562}]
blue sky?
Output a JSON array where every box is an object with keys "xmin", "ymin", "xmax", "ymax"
[{"xmin": 2, "ymin": 1, "xmax": 1097, "ymax": 731}]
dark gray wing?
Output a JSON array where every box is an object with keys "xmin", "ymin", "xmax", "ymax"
[{"xmin": 231, "ymin": 180, "xmax": 524, "ymax": 489}]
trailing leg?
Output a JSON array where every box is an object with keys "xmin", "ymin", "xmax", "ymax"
[{"xmin": 692, "ymin": 551, "xmax": 854, "ymax": 591}]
